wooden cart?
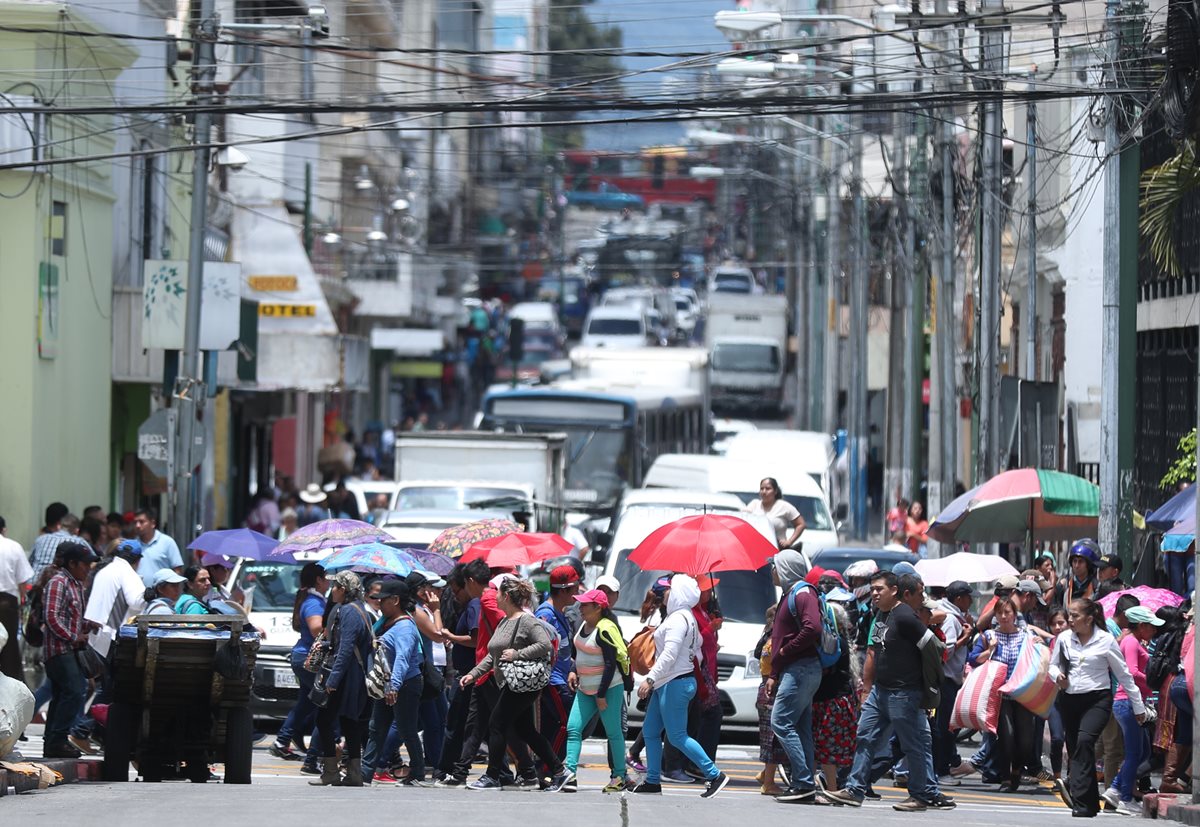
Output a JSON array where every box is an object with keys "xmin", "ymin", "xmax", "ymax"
[{"xmin": 102, "ymin": 614, "xmax": 260, "ymax": 784}]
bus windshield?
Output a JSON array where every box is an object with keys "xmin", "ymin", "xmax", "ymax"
[
  {"xmin": 712, "ymin": 342, "xmax": 780, "ymax": 373},
  {"xmin": 514, "ymin": 424, "xmax": 631, "ymax": 507}
]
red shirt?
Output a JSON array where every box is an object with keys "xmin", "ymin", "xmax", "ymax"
[
  {"xmin": 475, "ymin": 585, "xmax": 505, "ymax": 686},
  {"xmin": 44, "ymin": 569, "xmax": 85, "ymax": 659}
]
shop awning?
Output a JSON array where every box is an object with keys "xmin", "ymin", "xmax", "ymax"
[{"xmin": 371, "ymin": 328, "xmax": 445, "ymax": 356}]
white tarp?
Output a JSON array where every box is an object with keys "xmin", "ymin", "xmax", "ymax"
[
  {"xmin": 370, "ymin": 328, "xmax": 444, "ymax": 356},
  {"xmin": 0, "ymin": 623, "xmax": 34, "ymax": 757}
]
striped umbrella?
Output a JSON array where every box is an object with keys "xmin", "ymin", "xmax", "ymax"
[{"xmin": 928, "ymin": 468, "xmax": 1099, "ymax": 545}]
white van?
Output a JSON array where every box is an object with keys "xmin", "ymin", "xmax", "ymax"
[
  {"xmin": 598, "ymin": 498, "xmax": 790, "ymax": 727},
  {"xmin": 721, "ymin": 430, "xmax": 835, "ymax": 498},
  {"xmin": 509, "ymin": 301, "xmax": 562, "ymax": 334},
  {"xmin": 641, "ymin": 454, "xmax": 840, "ymax": 552},
  {"xmin": 580, "ymin": 306, "xmax": 653, "ymax": 349}
]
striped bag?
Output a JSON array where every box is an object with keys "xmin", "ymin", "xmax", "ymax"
[
  {"xmin": 999, "ymin": 637, "xmax": 1058, "ymax": 717},
  {"xmin": 950, "ymin": 659, "xmax": 1008, "ymax": 734}
]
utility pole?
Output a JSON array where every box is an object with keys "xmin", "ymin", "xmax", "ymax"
[
  {"xmin": 795, "ymin": 139, "xmax": 812, "ymax": 429},
  {"xmin": 977, "ymin": 0, "xmax": 1007, "ymax": 486},
  {"xmin": 824, "ymin": 136, "xmax": 843, "ymax": 434},
  {"xmin": 848, "ymin": 110, "xmax": 869, "ymax": 539},
  {"xmin": 938, "ymin": 104, "xmax": 959, "ymax": 521},
  {"xmin": 908, "ymin": 109, "xmax": 929, "ymax": 501},
  {"xmin": 885, "ymin": 110, "xmax": 911, "ymax": 509},
  {"xmin": 807, "ymin": 118, "xmax": 826, "ymax": 432},
  {"xmin": 171, "ymin": 0, "xmax": 218, "ymax": 543},
  {"xmin": 1098, "ymin": 0, "xmax": 1122, "ymax": 556},
  {"xmin": 1025, "ymin": 99, "xmax": 1038, "ymax": 381}
]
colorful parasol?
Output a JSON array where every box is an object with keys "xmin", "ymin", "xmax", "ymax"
[
  {"xmin": 318, "ymin": 543, "xmax": 420, "ymax": 576},
  {"xmin": 928, "ymin": 468, "xmax": 1099, "ymax": 545},
  {"xmin": 270, "ymin": 518, "xmax": 392, "ymax": 558},
  {"xmin": 426, "ymin": 518, "xmax": 520, "ymax": 558},
  {"xmin": 384, "ymin": 544, "xmax": 456, "ymax": 576},
  {"xmin": 628, "ymin": 514, "xmax": 778, "ymax": 576},
  {"xmin": 1098, "ymin": 585, "xmax": 1185, "ymax": 617}
]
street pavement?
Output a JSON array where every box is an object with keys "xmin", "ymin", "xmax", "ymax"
[{"xmin": 7, "ymin": 727, "xmax": 1085, "ymax": 825}]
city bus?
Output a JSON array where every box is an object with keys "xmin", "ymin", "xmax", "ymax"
[
  {"xmin": 562, "ymin": 147, "xmax": 718, "ymax": 206},
  {"xmin": 478, "ymin": 380, "xmax": 707, "ymax": 516}
]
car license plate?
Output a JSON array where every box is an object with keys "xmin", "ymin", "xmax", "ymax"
[{"xmin": 273, "ymin": 669, "xmax": 299, "ymax": 688}]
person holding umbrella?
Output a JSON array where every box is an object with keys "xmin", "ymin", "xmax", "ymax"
[{"xmin": 630, "ymin": 574, "xmax": 730, "ymax": 799}]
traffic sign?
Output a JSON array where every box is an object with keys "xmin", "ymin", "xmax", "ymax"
[{"xmin": 137, "ymin": 408, "xmax": 176, "ymax": 480}]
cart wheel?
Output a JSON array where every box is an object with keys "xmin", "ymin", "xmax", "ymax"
[
  {"xmin": 101, "ymin": 702, "xmax": 136, "ymax": 782},
  {"xmin": 222, "ymin": 708, "xmax": 253, "ymax": 785}
]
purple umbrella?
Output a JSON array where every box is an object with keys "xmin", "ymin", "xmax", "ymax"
[
  {"xmin": 188, "ymin": 528, "xmax": 279, "ymax": 561},
  {"xmin": 270, "ymin": 518, "xmax": 392, "ymax": 558},
  {"xmin": 399, "ymin": 546, "xmax": 456, "ymax": 576}
]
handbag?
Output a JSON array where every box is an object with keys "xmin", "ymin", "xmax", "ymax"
[
  {"xmin": 688, "ymin": 617, "xmax": 720, "ymax": 710},
  {"xmin": 309, "ymin": 666, "xmax": 333, "ymax": 708},
  {"xmin": 495, "ymin": 615, "xmax": 551, "ymax": 693},
  {"xmin": 76, "ymin": 646, "xmax": 107, "ymax": 681},
  {"xmin": 303, "ymin": 611, "xmax": 335, "ymax": 674},
  {"xmin": 365, "ymin": 638, "xmax": 392, "ymax": 700},
  {"xmin": 628, "ymin": 625, "xmax": 657, "ymax": 675},
  {"xmin": 419, "ymin": 633, "xmax": 445, "ymax": 701}
]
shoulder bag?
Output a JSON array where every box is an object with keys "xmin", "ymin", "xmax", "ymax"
[
  {"xmin": 303, "ymin": 607, "xmax": 337, "ymax": 674},
  {"xmin": 496, "ymin": 614, "xmax": 551, "ymax": 693},
  {"xmin": 628, "ymin": 624, "xmax": 657, "ymax": 675}
]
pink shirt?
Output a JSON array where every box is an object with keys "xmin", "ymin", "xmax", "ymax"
[{"xmin": 1115, "ymin": 633, "xmax": 1149, "ymax": 701}]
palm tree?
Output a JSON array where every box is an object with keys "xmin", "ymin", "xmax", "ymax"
[{"xmin": 1140, "ymin": 139, "xmax": 1200, "ymax": 277}]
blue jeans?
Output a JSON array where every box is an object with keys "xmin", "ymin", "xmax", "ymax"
[
  {"xmin": 643, "ymin": 677, "xmax": 718, "ymax": 784},
  {"xmin": 770, "ymin": 656, "xmax": 823, "ymax": 790},
  {"xmin": 1112, "ymin": 699, "xmax": 1147, "ymax": 801},
  {"xmin": 394, "ymin": 676, "xmax": 426, "ymax": 780},
  {"xmin": 846, "ymin": 687, "xmax": 939, "ymax": 803},
  {"xmin": 420, "ymin": 688, "xmax": 447, "ymax": 771},
  {"xmin": 277, "ymin": 649, "xmax": 319, "ymax": 750},
  {"xmin": 44, "ymin": 653, "xmax": 85, "ymax": 749},
  {"xmin": 1167, "ymin": 554, "xmax": 1195, "ymax": 600},
  {"xmin": 1171, "ymin": 675, "xmax": 1193, "ymax": 746}
]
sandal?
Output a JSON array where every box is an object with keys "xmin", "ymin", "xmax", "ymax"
[{"xmin": 761, "ymin": 784, "xmax": 784, "ymax": 796}]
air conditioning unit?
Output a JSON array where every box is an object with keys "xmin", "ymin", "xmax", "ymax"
[{"xmin": 0, "ymin": 94, "xmax": 45, "ymax": 171}]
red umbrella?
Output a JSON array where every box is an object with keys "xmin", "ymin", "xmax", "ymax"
[
  {"xmin": 461, "ymin": 532, "xmax": 574, "ymax": 568},
  {"xmin": 628, "ymin": 514, "xmax": 778, "ymax": 576}
]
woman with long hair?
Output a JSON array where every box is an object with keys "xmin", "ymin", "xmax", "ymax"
[
  {"xmin": 744, "ymin": 477, "xmax": 805, "ymax": 549},
  {"xmin": 968, "ymin": 596, "xmax": 1036, "ymax": 793},
  {"xmin": 364, "ymin": 579, "xmax": 426, "ymax": 786},
  {"xmin": 460, "ymin": 577, "xmax": 568, "ymax": 791},
  {"xmin": 271, "ymin": 562, "xmax": 328, "ymax": 768},
  {"xmin": 310, "ymin": 570, "xmax": 375, "ymax": 787},
  {"xmin": 1050, "ymin": 597, "xmax": 1146, "ymax": 818},
  {"xmin": 630, "ymin": 574, "xmax": 729, "ymax": 799},
  {"xmin": 558, "ymin": 588, "xmax": 632, "ymax": 793}
]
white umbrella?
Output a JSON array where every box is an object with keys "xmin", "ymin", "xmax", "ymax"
[{"xmin": 914, "ymin": 551, "xmax": 1019, "ymax": 588}]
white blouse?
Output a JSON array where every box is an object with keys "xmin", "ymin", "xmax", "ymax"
[{"xmin": 1048, "ymin": 628, "xmax": 1146, "ymax": 715}]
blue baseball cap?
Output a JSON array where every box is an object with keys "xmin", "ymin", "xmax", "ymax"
[{"xmin": 116, "ymin": 539, "xmax": 143, "ymax": 556}]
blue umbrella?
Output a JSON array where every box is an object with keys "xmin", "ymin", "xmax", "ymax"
[
  {"xmin": 318, "ymin": 542, "xmax": 420, "ymax": 576},
  {"xmin": 1163, "ymin": 513, "xmax": 1196, "ymax": 553},
  {"xmin": 188, "ymin": 528, "xmax": 280, "ymax": 561},
  {"xmin": 1147, "ymin": 484, "xmax": 1195, "ymax": 532}
]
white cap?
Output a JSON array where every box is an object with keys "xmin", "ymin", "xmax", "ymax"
[
  {"xmin": 595, "ymin": 574, "xmax": 621, "ymax": 593},
  {"xmin": 154, "ymin": 568, "xmax": 186, "ymax": 586}
]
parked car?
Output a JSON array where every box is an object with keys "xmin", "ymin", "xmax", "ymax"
[
  {"xmin": 710, "ymin": 266, "xmax": 759, "ymax": 294},
  {"xmin": 580, "ymin": 306, "xmax": 654, "ymax": 349}
]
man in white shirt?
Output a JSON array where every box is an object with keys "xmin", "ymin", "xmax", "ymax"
[
  {"xmin": 84, "ymin": 540, "xmax": 147, "ymax": 658},
  {"xmin": 0, "ymin": 515, "xmax": 33, "ymax": 681},
  {"xmin": 132, "ymin": 507, "xmax": 183, "ymax": 588}
]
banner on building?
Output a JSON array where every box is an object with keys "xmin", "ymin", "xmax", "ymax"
[{"xmin": 142, "ymin": 260, "xmax": 242, "ymax": 350}]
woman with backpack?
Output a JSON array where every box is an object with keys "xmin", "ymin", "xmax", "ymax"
[
  {"xmin": 270, "ymin": 563, "xmax": 328, "ymax": 768},
  {"xmin": 556, "ymin": 588, "xmax": 633, "ymax": 793},
  {"xmin": 364, "ymin": 579, "xmax": 426, "ymax": 786}
]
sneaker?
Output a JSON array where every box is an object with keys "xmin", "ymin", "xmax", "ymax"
[
  {"xmin": 1116, "ymin": 800, "xmax": 1142, "ymax": 817},
  {"xmin": 42, "ymin": 742, "xmax": 82, "ymax": 759},
  {"xmin": 514, "ymin": 775, "xmax": 541, "ymax": 790},
  {"xmin": 627, "ymin": 754, "xmax": 646, "ymax": 773},
  {"xmin": 937, "ymin": 774, "xmax": 961, "ymax": 787},
  {"xmin": 893, "ymin": 796, "xmax": 928, "ymax": 812},
  {"xmin": 544, "ymin": 771, "xmax": 574, "ymax": 793},
  {"xmin": 863, "ymin": 786, "xmax": 882, "ymax": 800},
  {"xmin": 603, "ymin": 777, "xmax": 626, "ymax": 794},
  {"xmin": 701, "ymin": 772, "xmax": 730, "ymax": 799},
  {"xmin": 269, "ymin": 741, "xmax": 301, "ymax": 761},
  {"xmin": 777, "ymin": 787, "xmax": 817, "ymax": 803},
  {"xmin": 1102, "ymin": 787, "xmax": 1121, "ymax": 810},
  {"xmin": 928, "ymin": 794, "xmax": 957, "ymax": 810},
  {"xmin": 664, "ymin": 769, "xmax": 696, "ymax": 784},
  {"xmin": 779, "ymin": 763, "xmax": 792, "ymax": 788},
  {"xmin": 373, "ymin": 771, "xmax": 399, "ymax": 785},
  {"xmin": 497, "ymin": 772, "xmax": 518, "ymax": 788},
  {"xmin": 950, "ymin": 762, "xmax": 977, "ymax": 777},
  {"xmin": 824, "ymin": 788, "xmax": 864, "ymax": 807},
  {"xmin": 300, "ymin": 761, "xmax": 321, "ymax": 776},
  {"xmin": 1055, "ymin": 778, "xmax": 1074, "ymax": 810},
  {"xmin": 631, "ymin": 780, "xmax": 662, "ymax": 794},
  {"xmin": 684, "ymin": 767, "xmax": 708, "ymax": 781},
  {"xmin": 400, "ymin": 777, "xmax": 429, "ymax": 787},
  {"xmin": 467, "ymin": 775, "xmax": 503, "ymax": 791},
  {"xmin": 435, "ymin": 775, "xmax": 466, "ymax": 788}
]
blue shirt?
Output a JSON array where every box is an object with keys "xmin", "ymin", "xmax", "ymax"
[
  {"xmin": 535, "ymin": 599, "xmax": 573, "ymax": 687},
  {"xmin": 452, "ymin": 598, "xmax": 481, "ymax": 673},
  {"xmin": 381, "ymin": 616, "xmax": 424, "ymax": 689},
  {"xmin": 294, "ymin": 592, "xmax": 326, "ymax": 654},
  {"xmin": 138, "ymin": 531, "xmax": 183, "ymax": 587}
]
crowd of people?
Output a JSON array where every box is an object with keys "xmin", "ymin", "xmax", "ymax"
[{"xmin": 1, "ymin": 491, "xmax": 1196, "ymax": 814}]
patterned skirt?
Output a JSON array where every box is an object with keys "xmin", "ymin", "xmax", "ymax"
[
  {"xmin": 813, "ymin": 694, "xmax": 859, "ymax": 767},
  {"xmin": 757, "ymin": 681, "xmax": 788, "ymax": 764}
]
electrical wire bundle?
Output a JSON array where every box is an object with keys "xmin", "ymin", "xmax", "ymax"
[{"xmin": 1162, "ymin": 0, "xmax": 1200, "ymax": 138}]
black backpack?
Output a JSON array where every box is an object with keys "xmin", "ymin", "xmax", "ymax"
[{"xmin": 1147, "ymin": 627, "xmax": 1185, "ymax": 690}]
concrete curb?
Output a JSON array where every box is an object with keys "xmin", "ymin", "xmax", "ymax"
[
  {"xmin": 1166, "ymin": 798, "xmax": 1200, "ymax": 825},
  {"xmin": 1, "ymin": 757, "xmax": 102, "ymax": 796}
]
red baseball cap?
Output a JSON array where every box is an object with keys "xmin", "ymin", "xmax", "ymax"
[
  {"xmin": 549, "ymin": 564, "xmax": 580, "ymax": 589},
  {"xmin": 805, "ymin": 566, "xmax": 826, "ymax": 586}
]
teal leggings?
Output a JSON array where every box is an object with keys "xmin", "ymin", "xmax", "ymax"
[{"xmin": 566, "ymin": 683, "xmax": 626, "ymax": 777}]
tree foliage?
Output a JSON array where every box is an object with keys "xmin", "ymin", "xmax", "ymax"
[
  {"xmin": 1161, "ymin": 427, "xmax": 1198, "ymax": 489},
  {"xmin": 546, "ymin": 0, "xmax": 623, "ymax": 149},
  {"xmin": 1140, "ymin": 139, "xmax": 1200, "ymax": 278}
]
